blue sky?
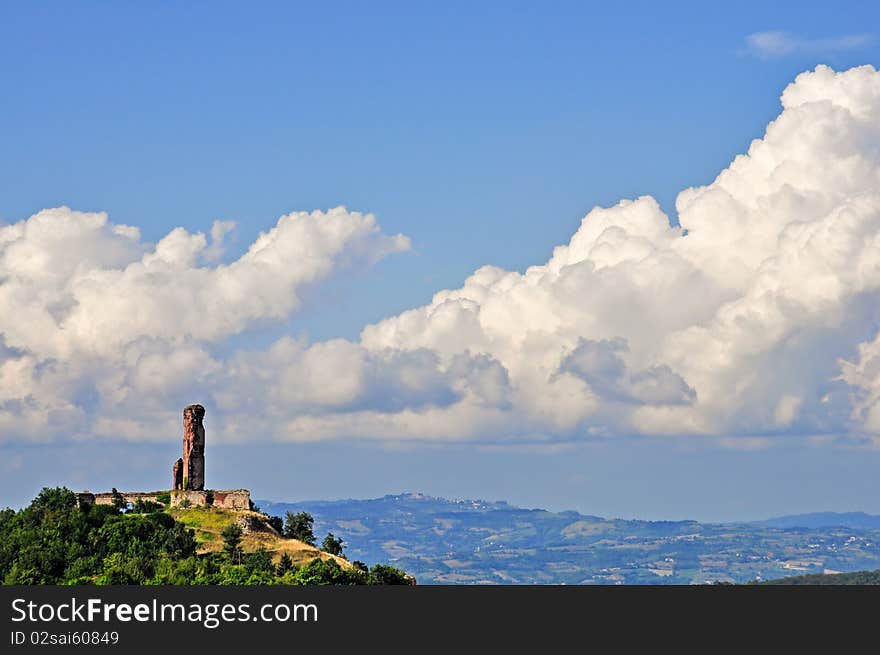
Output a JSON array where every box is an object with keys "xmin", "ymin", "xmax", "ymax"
[
  {"xmin": 2, "ymin": 2, "xmax": 880, "ymax": 520},
  {"xmin": 4, "ymin": 0, "xmax": 875, "ymax": 334}
]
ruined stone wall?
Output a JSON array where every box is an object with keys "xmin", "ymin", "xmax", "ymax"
[
  {"xmin": 79, "ymin": 488, "xmax": 251, "ymax": 509},
  {"xmin": 170, "ymin": 488, "xmax": 251, "ymax": 510},
  {"xmin": 213, "ymin": 489, "xmax": 251, "ymax": 510},
  {"xmin": 171, "ymin": 490, "xmax": 208, "ymax": 508},
  {"xmin": 82, "ymin": 491, "xmax": 166, "ymax": 507},
  {"xmin": 172, "ymin": 458, "xmax": 183, "ymax": 491}
]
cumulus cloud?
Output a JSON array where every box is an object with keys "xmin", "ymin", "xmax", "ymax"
[
  {"xmin": 356, "ymin": 64, "xmax": 880, "ymax": 443},
  {"xmin": 4, "ymin": 64, "xmax": 880, "ymax": 447},
  {"xmin": 13, "ymin": 207, "xmax": 408, "ymax": 358},
  {"xmin": 0, "ymin": 207, "xmax": 409, "ymax": 441},
  {"xmin": 743, "ymin": 31, "xmax": 871, "ymax": 59}
]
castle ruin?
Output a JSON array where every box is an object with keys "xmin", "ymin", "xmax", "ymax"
[{"xmin": 78, "ymin": 403, "xmax": 250, "ymax": 511}]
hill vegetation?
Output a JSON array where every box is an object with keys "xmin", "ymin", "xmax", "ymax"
[
  {"xmin": 0, "ymin": 487, "xmax": 411, "ymax": 585},
  {"xmin": 754, "ymin": 569, "xmax": 880, "ymax": 585}
]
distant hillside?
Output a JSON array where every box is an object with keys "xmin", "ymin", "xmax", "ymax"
[
  {"xmin": 747, "ymin": 512, "xmax": 880, "ymax": 531},
  {"xmin": 758, "ymin": 569, "xmax": 880, "ymax": 585},
  {"xmin": 258, "ymin": 493, "xmax": 880, "ymax": 585}
]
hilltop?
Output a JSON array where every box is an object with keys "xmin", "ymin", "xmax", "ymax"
[
  {"xmin": 0, "ymin": 406, "xmax": 410, "ymax": 585},
  {"xmin": 0, "ymin": 487, "xmax": 411, "ymax": 585}
]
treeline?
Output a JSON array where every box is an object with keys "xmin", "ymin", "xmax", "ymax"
[
  {"xmin": 0, "ymin": 487, "xmax": 410, "ymax": 586},
  {"xmin": 753, "ymin": 569, "xmax": 880, "ymax": 585}
]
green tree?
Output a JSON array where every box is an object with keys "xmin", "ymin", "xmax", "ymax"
[
  {"xmin": 283, "ymin": 511, "xmax": 315, "ymax": 545},
  {"xmin": 267, "ymin": 515, "xmax": 284, "ymax": 534},
  {"xmin": 276, "ymin": 552, "xmax": 294, "ymax": 576},
  {"xmin": 221, "ymin": 523, "xmax": 243, "ymax": 564},
  {"xmin": 321, "ymin": 532, "xmax": 345, "ymax": 557},
  {"xmin": 97, "ymin": 552, "xmax": 150, "ymax": 585},
  {"xmin": 110, "ymin": 488, "xmax": 126, "ymax": 512},
  {"xmin": 31, "ymin": 487, "xmax": 78, "ymax": 513}
]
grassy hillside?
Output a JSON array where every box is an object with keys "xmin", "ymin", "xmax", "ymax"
[{"xmin": 168, "ymin": 506, "xmax": 352, "ymax": 569}]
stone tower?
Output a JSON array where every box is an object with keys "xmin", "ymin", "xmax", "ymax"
[{"xmin": 182, "ymin": 404, "xmax": 206, "ymax": 490}]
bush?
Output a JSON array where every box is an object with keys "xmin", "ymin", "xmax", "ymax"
[
  {"xmin": 244, "ymin": 547, "xmax": 274, "ymax": 576},
  {"xmin": 368, "ymin": 564, "xmax": 411, "ymax": 585},
  {"xmin": 290, "ymin": 558, "xmax": 365, "ymax": 585}
]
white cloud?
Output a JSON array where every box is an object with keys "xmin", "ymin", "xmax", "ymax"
[
  {"xmin": 4, "ymin": 65, "xmax": 880, "ymax": 447},
  {"xmin": 0, "ymin": 206, "xmax": 409, "ymax": 442},
  {"xmin": 744, "ymin": 31, "xmax": 871, "ymax": 59},
  {"xmin": 0, "ymin": 206, "xmax": 409, "ymax": 360}
]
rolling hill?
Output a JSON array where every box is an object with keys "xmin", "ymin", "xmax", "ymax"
[
  {"xmin": 747, "ymin": 512, "xmax": 880, "ymax": 531},
  {"xmin": 258, "ymin": 493, "xmax": 880, "ymax": 584}
]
